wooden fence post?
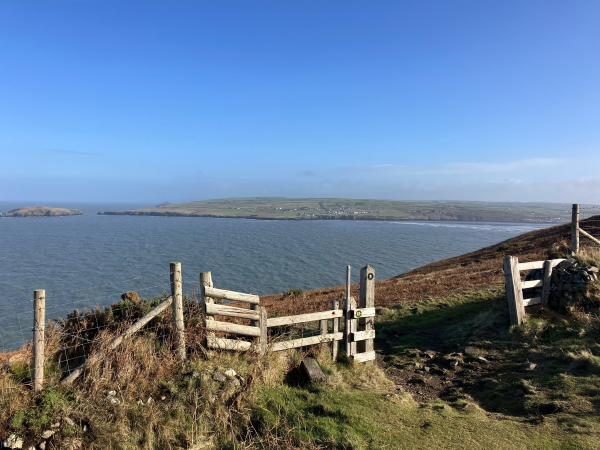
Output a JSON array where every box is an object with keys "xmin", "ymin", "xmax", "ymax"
[
  {"xmin": 344, "ymin": 265, "xmax": 352, "ymax": 356},
  {"xmin": 358, "ymin": 265, "xmax": 375, "ymax": 365},
  {"xmin": 170, "ymin": 262, "xmax": 185, "ymax": 360},
  {"xmin": 33, "ymin": 289, "xmax": 45, "ymax": 392},
  {"xmin": 259, "ymin": 306, "xmax": 268, "ymax": 355},
  {"xmin": 331, "ymin": 300, "xmax": 339, "ymax": 361},
  {"xmin": 541, "ymin": 260, "xmax": 553, "ymax": 308},
  {"xmin": 348, "ymin": 297, "xmax": 357, "ymax": 358},
  {"xmin": 503, "ymin": 256, "xmax": 525, "ymax": 325},
  {"xmin": 200, "ymin": 271, "xmax": 215, "ymax": 348},
  {"xmin": 572, "ymin": 204, "xmax": 580, "ymax": 255}
]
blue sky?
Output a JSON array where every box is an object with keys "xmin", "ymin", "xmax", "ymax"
[{"xmin": 1, "ymin": 1, "xmax": 599, "ymax": 203}]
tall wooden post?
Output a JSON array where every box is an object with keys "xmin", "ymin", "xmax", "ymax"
[
  {"xmin": 358, "ymin": 265, "xmax": 375, "ymax": 365},
  {"xmin": 348, "ymin": 297, "xmax": 357, "ymax": 358},
  {"xmin": 572, "ymin": 204, "xmax": 580, "ymax": 255},
  {"xmin": 170, "ymin": 262, "xmax": 185, "ymax": 360},
  {"xmin": 259, "ymin": 306, "xmax": 268, "ymax": 355},
  {"xmin": 503, "ymin": 256, "xmax": 525, "ymax": 325},
  {"xmin": 200, "ymin": 271, "xmax": 215, "ymax": 349},
  {"xmin": 344, "ymin": 265, "xmax": 352, "ymax": 355},
  {"xmin": 33, "ymin": 289, "xmax": 45, "ymax": 392},
  {"xmin": 331, "ymin": 300, "xmax": 340, "ymax": 361}
]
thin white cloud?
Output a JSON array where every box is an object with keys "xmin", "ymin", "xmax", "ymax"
[{"xmin": 338, "ymin": 158, "xmax": 565, "ymax": 176}]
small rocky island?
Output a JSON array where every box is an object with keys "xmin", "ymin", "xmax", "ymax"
[{"xmin": 3, "ymin": 206, "xmax": 83, "ymax": 217}]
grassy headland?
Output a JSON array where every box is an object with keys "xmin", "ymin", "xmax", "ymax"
[
  {"xmin": 1, "ymin": 221, "xmax": 600, "ymax": 449},
  {"xmin": 99, "ymin": 197, "xmax": 574, "ymax": 223}
]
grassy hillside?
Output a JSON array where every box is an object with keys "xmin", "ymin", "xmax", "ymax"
[
  {"xmin": 1, "ymin": 222, "xmax": 600, "ymax": 449},
  {"xmin": 100, "ymin": 197, "xmax": 574, "ymax": 223}
]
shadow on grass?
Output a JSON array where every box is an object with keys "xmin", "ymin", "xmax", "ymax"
[{"xmin": 374, "ymin": 286, "xmax": 600, "ymax": 420}]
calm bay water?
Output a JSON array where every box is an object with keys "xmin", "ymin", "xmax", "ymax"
[{"xmin": 0, "ymin": 202, "xmax": 552, "ymax": 350}]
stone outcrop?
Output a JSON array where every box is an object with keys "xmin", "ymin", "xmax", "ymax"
[
  {"xmin": 4, "ymin": 206, "xmax": 83, "ymax": 217},
  {"xmin": 524, "ymin": 258, "xmax": 599, "ymax": 311}
]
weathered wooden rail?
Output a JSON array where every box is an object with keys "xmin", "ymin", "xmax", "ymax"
[
  {"xmin": 199, "ymin": 265, "xmax": 377, "ymax": 364},
  {"xmin": 503, "ymin": 256, "xmax": 565, "ymax": 325}
]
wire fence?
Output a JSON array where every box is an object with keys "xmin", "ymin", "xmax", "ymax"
[
  {"xmin": 580, "ymin": 206, "xmax": 600, "ymax": 248},
  {"xmin": 0, "ymin": 268, "xmax": 204, "ymax": 391}
]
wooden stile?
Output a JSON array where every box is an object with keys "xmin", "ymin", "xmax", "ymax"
[
  {"xmin": 523, "ymin": 297, "xmax": 542, "ymax": 307},
  {"xmin": 332, "ymin": 300, "xmax": 340, "ymax": 361},
  {"xmin": 358, "ymin": 265, "xmax": 375, "ymax": 365},
  {"xmin": 503, "ymin": 256, "xmax": 525, "ymax": 325},
  {"xmin": 259, "ymin": 307, "xmax": 268, "ymax": 355},
  {"xmin": 349, "ymin": 329, "xmax": 376, "ymax": 342},
  {"xmin": 517, "ymin": 261, "xmax": 546, "ymax": 271},
  {"xmin": 344, "ymin": 266, "xmax": 352, "ymax": 355},
  {"xmin": 200, "ymin": 272, "xmax": 215, "ymax": 347},
  {"xmin": 348, "ymin": 296, "xmax": 357, "ymax": 357},
  {"xmin": 205, "ymin": 321, "xmax": 261, "ymax": 337},
  {"xmin": 352, "ymin": 351, "xmax": 376, "ymax": 363},
  {"xmin": 203, "ymin": 286, "xmax": 260, "ymax": 304},
  {"xmin": 572, "ymin": 204, "xmax": 580, "ymax": 254},
  {"xmin": 521, "ymin": 279, "xmax": 544, "ymax": 289},
  {"xmin": 170, "ymin": 262, "xmax": 185, "ymax": 360},
  {"xmin": 206, "ymin": 303, "xmax": 261, "ymax": 321},
  {"xmin": 271, "ymin": 332, "xmax": 344, "ymax": 352},
  {"xmin": 267, "ymin": 310, "xmax": 343, "ymax": 327},
  {"xmin": 541, "ymin": 260, "xmax": 554, "ymax": 307},
  {"xmin": 33, "ymin": 289, "xmax": 45, "ymax": 392},
  {"xmin": 207, "ymin": 337, "xmax": 252, "ymax": 351}
]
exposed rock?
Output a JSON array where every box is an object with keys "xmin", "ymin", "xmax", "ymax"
[
  {"xmin": 477, "ymin": 356, "xmax": 489, "ymax": 363},
  {"xmin": 39, "ymin": 442, "xmax": 46, "ymax": 450},
  {"xmin": 228, "ymin": 378, "xmax": 241, "ymax": 387},
  {"xmin": 449, "ymin": 360, "xmax": 459, "ymax": 367},
  {"xmin": 120, "ymin": 292, "xmax": 139, "ymax": 303},
  {"xmin": 51, "ymin": 422, "xmax": 60, "ymax": 428},
  {"xmin": 521, "ymin": 362, "xmax": 537, "ymax": 371},
  {"xmin": 212, "ymin": 371, "xmax": 227, "ymax": 382},
  {"xmin": 223, "ymin": 368, "xmax": 237, "ymax": 379},
  {"xmin": 64, "ymin": 417, "xmax": 75, "ymax": 427},
  {"xmin": 545, "ymin": 262, "xmax": 599, "ymax": 312},
  {"xmin": 109, "ymin": 397, "xmax": 120, "ymax": 405},
  {"xmin": 4, "ymin": 206, "xmax": 83, "ymax": 217},
  {"xmin": 107, "ymin": 390, "xmax": 116, "ymax": 397},
  {"xmin": 3, "ymin": 434, "xmax": 23, "ymax": 449},
  {"xmin": 41, "ymin": 430, "xmax": 55, "ymax": 439}
]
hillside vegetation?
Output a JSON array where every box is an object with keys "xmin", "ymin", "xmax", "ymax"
[
  {"xmin": 99, "ymin": 197, "xmax": 572, "ymax": 223},
  {"xmin": 1, "ymin": 222, "xmax": 600, "ymax": 449}
]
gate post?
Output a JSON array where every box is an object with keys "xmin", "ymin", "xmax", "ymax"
[
  {"xmin": 572, "ymin": 204, "xmax": 580, "ymax": 254},
  {"xmin": 358, "ymin": 266, "xmax": 375, "ymax": 365}
]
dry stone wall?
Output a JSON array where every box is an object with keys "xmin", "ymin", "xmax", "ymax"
[{"xmin": 524, "ymin": 259, "xmax": 599, "ymax": 312}]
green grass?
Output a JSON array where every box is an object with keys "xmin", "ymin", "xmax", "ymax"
[
  {"xmin": 3, "ymin": 284, "xmax": 600, "ymax": 449},
  {"xmin": 104, "ymin": 197, "xmax": 573, "ymax": 223}
]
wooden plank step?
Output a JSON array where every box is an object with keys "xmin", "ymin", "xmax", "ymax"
[
  {"xmin": 207, "ymin": 337, "xmax": 253, "ymax": 351},
  {"xmin": 267, "ymin": 310, "xmax": 343, "ymax": 327},
  {"xmin": 517, "ymin": 261, "xmax": 545, "ymax": 271},
  {"xmin": 349, "ymin": 330, "xmax": 376, "ymax": 342},
  {"xmin": 522, "ymin": 279, "xmax": 544, "ymax": 289},
  {"xmin": 348, "ymin": 307, "xmax": 376, "ymax": 319},
  {"xmin": 523, "ymin": 296, "xmax": 542, "ymax": 307},
  {"xmin": 205, "ymin": 320, "xmax": 261, "ymax": 337},
  {"xmin": 203, "ymin": 286, "xmax": 260, "ymax": 304},
  {"xmin": 271, "ymin": 332, "xmax": 344, "ymax": 352},
  {"xmin": 301, "ymin": 357, "xmax": 326, "ymax": 382},
  {"xmin": 205, "ymin": 303, "xmax": 261, "ymax": 320},
  {"xmin": 352, "ymin": 351, "xmax": 376, "ymax": 363}
]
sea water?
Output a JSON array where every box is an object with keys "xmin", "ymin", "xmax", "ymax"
[{"xmin": 0, "ymin": 201, "xmax": 552, "ymax": 350}]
